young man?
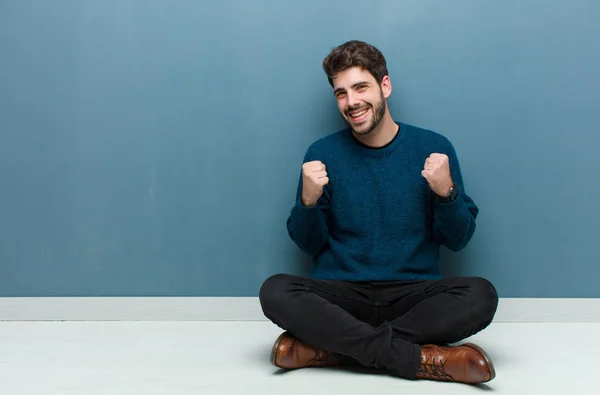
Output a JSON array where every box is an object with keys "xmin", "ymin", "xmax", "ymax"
[{"xmin": 259, "ymin": 40, "xmax": 498, "ymax": 384}]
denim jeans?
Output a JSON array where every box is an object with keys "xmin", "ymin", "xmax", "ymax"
[{"xmin": 259, "ymin": 274, "xmax": 498, "ymax": 378}]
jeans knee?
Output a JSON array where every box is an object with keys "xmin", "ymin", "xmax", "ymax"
[
  {"xmin": 469, "ymin": 277, "xmax": 499, "ymax": 318},
  {"xmin": 259, "ymin": 273, "xmax": 291, "ymax": 313}
]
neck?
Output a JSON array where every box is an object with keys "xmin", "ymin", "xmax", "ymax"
[{"xmin": 352, "ymin": 110, "xmax": 398, "ymax": 148}]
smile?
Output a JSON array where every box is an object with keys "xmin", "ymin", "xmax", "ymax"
[{"xmin": 348, "ymin": 108, "xmax": 369, "ymax": 121}]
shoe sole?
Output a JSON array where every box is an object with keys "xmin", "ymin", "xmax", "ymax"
[
  {"xmin": 270, "ymin": 331, "xmax": 290, "ymax": 367},
  {"xmin": 461, "ymin": 343, "xmax": 496, "ymax": 382}
]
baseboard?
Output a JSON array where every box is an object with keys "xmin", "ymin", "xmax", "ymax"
[
  {"xmin": 1, "ymin": 297, "xmax": 599, "ymax": 322},
  {"xmin": 0, "ymin": 297, "xmax": 261, "ymax": 321}
]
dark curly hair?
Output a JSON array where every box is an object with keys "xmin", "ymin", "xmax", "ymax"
[{"xmin": 322, "ymin": 40, "xmax": 389, "ymax": 87}]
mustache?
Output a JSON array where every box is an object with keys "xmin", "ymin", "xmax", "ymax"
[{"xmin": 345, "ymin": 104, "xmax": 370, "ymax": 115}]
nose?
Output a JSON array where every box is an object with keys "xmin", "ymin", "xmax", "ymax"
[{"xmin": 346, "ymin": 91, "xmax": 361, "ymax": 109}]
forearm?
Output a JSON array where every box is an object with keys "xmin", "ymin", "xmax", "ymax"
[
  {"xmin": 432, "ymin": 191, "xmax": 478, "ymax": 251},
  {"xmin": 286, "ymin": 200, "xmax": 329, "ymax": 255}
]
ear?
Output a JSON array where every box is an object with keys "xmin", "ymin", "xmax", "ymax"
[{"xmin": 380, "ymin": 75, "xmax": 392, "ymax": 99}]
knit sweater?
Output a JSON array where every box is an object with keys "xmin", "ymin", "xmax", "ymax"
[{"xmin": 286, "ymin": 122, "xmax": 479, "ymax": 282}]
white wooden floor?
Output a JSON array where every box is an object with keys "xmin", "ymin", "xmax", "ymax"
[{"xmin": 0, "ymin": 321, "xmax": 596, "ymax": 394}]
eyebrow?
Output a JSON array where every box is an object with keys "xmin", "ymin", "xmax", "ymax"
[{"xmin": 333, "ymin": 81, "xmax": 371, "ymax": 95}]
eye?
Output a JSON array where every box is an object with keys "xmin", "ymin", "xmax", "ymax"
[
  {"xmin": 335, "ymin": 92, "xmax": 346, "ymax": 99},
  {"xmin": 356, "ymin": 84, "xmax": 367, "ymax": 91}
]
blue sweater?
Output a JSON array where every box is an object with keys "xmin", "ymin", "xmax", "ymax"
[{"xmin": 286, "ymin": 122, "xmax": 479, "ymax": 282}]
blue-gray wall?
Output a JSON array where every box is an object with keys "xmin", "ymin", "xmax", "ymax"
[{"xmin": 1, "ymin": 1, "xmax": 598, "ymax": 297}]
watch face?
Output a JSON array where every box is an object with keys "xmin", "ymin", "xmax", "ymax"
[{"xmin": 450, "ymin": 187, "xmax": 458, "ymax": 200}]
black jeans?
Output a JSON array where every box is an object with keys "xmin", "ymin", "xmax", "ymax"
[{"xmin": 259, "ymin": 274, "xmax": 498, "ymax": 379}]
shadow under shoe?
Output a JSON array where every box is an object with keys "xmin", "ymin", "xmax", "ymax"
[
  {"xmin": 270, "ymin": 331, "xmax": 340, "ymax": 369},
  {"xmin": 416, "ymin": 343, "xmax": 496, "ymax": 384}
]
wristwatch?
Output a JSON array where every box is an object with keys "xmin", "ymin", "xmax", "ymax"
[{"xmin": 436, "ymin": 185, "xmax": 459, "ymax": 203}]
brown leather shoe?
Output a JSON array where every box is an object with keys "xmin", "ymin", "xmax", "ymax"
[
  {"xmin": 270, "ymin": 331, "xmax": 339, "ymax": 369},
  {"xmin": 416, "ymin": 343, "xmax": 495, "ymax": 384}
]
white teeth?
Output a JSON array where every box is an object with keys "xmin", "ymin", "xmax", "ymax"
[{"xmin": 350, "ymin": 109, "xmax": 368, "ymax": 118}]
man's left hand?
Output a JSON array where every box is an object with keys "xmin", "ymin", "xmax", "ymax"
[{"xmin": 422, "ymin": 153, "xmax": 454, "ymax": 196}]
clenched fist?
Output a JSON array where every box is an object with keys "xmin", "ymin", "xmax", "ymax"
[
  {"xmin": 421, "ymin": 153, "xmax": 453, "ymax": 196},
  {"xmin": 301, "ymin": 160, "xmax": 329, "ymax": 207}
]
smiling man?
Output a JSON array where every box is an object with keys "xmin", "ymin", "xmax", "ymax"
[{"xmin": 259, "ymin": 40, "xmax": 498, "ymax": 384}]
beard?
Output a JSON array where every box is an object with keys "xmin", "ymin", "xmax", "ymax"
[{"xmin": 342, "ymin": 90, "xmax": 386, "ymax": 136}]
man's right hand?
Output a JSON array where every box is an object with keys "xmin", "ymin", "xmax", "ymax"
[{"xmin": 301, "ymin": 160, "xmax": 329, "ymax": 207}]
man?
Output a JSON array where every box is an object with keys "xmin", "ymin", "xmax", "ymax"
[{"xmin": 259, "ymin": 40, "xmax": 498, "ymax": 384}]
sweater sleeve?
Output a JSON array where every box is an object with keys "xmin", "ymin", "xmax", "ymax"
[
  {"xmin": 431, "ymin": 140, "xmax": 479, "ymax": 251},
  {"xmin": 286, "ymin": 149, "xmax": 330, "ymax": 256}
]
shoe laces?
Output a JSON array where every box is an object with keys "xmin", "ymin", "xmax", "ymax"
[
  {"xmin": 419, "ymin": 355, "xmax": 453, "ymax": 381},
  {"xmin": 308, "ymin": 349, "xmax": 337, "ymax": 366}
]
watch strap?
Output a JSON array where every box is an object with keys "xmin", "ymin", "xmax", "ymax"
[{"xmin": 436, "ymin": 185, "xmax": 458, "ymax": 203}]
